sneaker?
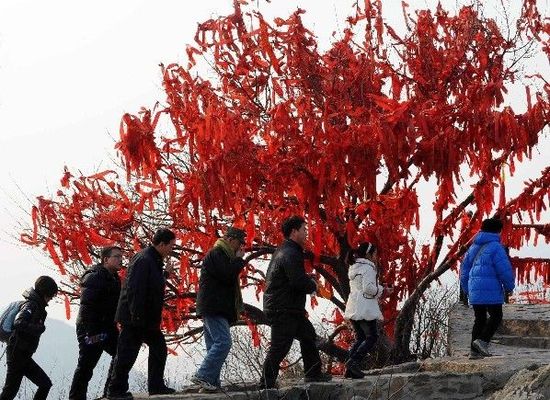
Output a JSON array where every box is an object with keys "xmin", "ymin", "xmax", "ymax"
[
  {"xmin": 304, "ymin": 372, "xmax": 332, "ymax": 383},
  {"xmin": 472, "ymin": 339, "xmax": 492, "ymax": 357},
  {"xmin": 190, "ymin": 375, "xmax": 219, "ymax": 392},
  {"xmin": 149, "ymin": 386, "xmax": 176, "ymax": 395},
  {"xmin": 106, "ymin": 392, "xmax": 133, "ymax": 400},
  {"xmin": 468, "ymin": 350, "xmax": 484, "ymax": 360}
]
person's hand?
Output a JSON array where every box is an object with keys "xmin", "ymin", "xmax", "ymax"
[
  {"xmin": 165, "ymin": 259, "xmax": 175, "ymax": 275},
  {"xmin": 505, "ymin": 290, "xmax": 513, "ymax": 303},
  {"xmin": 317, "ymin": 285, "xmax": 331, "ymax": 299}
]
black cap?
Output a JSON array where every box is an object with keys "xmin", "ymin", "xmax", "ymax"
[
  {"xmin": 481, "ymin": 218, "xmax": 503, "ymax": 233},
  {"xmin": 226, "ymin": 227, "xmax": 246, "ymax": 244},
  {"xmin": 34, "ymin": 276, "xmax": 58, "ymax": 298}
]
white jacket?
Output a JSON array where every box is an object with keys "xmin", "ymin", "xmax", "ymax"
[{"xmin": 344, "ymin": 258, "xmax": 384, "ymax": 321}]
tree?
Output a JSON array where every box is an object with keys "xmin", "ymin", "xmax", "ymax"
[{"xmin": 21, "ymin": 0, "xmax": 549, "ymax": 361}]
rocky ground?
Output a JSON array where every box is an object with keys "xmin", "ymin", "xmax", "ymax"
[{"xmin": 127, "ymin": 304, "xmax": 550, "ymax": 399}]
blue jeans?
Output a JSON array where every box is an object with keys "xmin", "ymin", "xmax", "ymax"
[{"xmin": 195, "ymin": 315, "xmax": 232, "ymax": 386}]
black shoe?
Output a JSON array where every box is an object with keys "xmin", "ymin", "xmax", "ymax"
[
  {"xmin": 472, "ymin": 339, "xmax": 492, "ymax": 357},
  {"xmin": 304, "ymin": 372, "xmax": 332, "ymax": 383},
  {"xmin": 344, "ymin": 359, "xmax": 365, "ymax": 379},
  {"xmin": 468, "ymin": 349, "xmax": 484, "ymax": 360},
  {"xmin": 106, "ymin": 392, "xmax": 133, "ymax": 400},
  {"xmin": 149, "ymin": 386, "xmax": 176, "ymax": 395}
]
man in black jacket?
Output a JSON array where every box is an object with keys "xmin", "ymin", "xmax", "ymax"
[
  {"xmin": 107, "ymin": 229, "xmax": 176, "ymax": 399},
  {"xmin": 0, "ymin": 276, "xmax": 58, "ymax": 400},
  {"xmin": 191, "ymin": 227, "xmax": 247, "ymax": 392},
  {"xmin": 69, "ymin": 246, "xmax": 123, "ymax": 400},
  {"xmin": 260, "ymin": 216, "xmax": 331, "ymax": 389}
]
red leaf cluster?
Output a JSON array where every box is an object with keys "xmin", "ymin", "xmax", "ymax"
[{"xmin": 22, "ymin": 0, "xmax": 549, "ymax": 346}]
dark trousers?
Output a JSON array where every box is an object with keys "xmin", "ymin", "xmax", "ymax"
[
  {"xmin": 348, "ymin": 319, "xmax": 378, "ymax": 362},
  {"xmin": 0, "ymin": 348, "xmax": 51, "ymax": 400},
  {"xmin": 471, "ymin": 304, "xmax": 503, "ymax": 349},
  {"xmin": 260, "ymin": 312, "xmax": 322, "ymax": 388},
  {"xmin": 107, "ymin": 325, "xmax": 167, "ymax": 394},
  {"xmin": 69, "ymin": 328, "xmax": 118, "ymax": 399}
]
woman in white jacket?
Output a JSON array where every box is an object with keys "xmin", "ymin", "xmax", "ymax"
[{"xmin": 343, "ymin": 242, "xmax": 393, "ymax": 379}]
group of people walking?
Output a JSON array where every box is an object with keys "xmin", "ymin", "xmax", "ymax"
[{"xmin": 1, "ymin": 216, "xmax": 515, "ymax": 399}]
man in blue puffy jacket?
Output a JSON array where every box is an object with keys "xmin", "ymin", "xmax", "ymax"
[{"xmin": 460, "ymin": 218, "xmax": 515, "ymax": 359}]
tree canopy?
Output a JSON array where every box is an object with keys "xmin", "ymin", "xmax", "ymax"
[{"xmin": 22, "ymin": 0, "xmax": 549, "ymax": 360}]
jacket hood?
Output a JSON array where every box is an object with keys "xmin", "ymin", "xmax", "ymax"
[
  {"xmin": 473, "ymin": 231, "xmax": 501, "ymax": 245},
  {"xmin": 23, "ymin": 287, "xmax": 47, "ymax": 307},
  {"xmin": 348, "ymin": 258, "xmax": 375, "ymax": 276}
]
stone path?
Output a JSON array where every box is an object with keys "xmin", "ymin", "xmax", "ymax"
[
  {"xmin": 444, "ymin": 303, "xmax": 550, "ymax": 369},
  {"xmin": 122, "ymin": 304, "xmax": 550, "ymax": 399}
]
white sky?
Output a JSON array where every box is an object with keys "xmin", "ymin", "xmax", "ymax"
[{"xmin": 0, "ymin": 0, "xmax": 548, "ymax": 323}]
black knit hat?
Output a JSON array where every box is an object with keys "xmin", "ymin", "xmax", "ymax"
[
  {"xmin": 34, "ymin": 276, "xmax": 58, "ymax": 298},
  {"xmin": 481, "ymin": 218, "xmax": 503, "ymax": 233},
  {"xmin": 226, "ymin": 227, "xmax": 246, "ymax": 244}
]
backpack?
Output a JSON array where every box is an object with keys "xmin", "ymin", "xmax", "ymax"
[{"xmin": 0, "ymin": 301, "xmax": 24, "ymax": 342}]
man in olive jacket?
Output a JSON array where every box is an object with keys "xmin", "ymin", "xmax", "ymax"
[
  {"xmin": 191, "ymin": 227, "xmax": 247, "ymax": 392},
  {"xmin": 107, "ymin": 229, "xmax": 176, "ymax": 400},
  {"xmin": 260, "ymin": 216, "xmax": 331, "ymax": 389},
  {"xmin": 69, "ymin": 246, "xmax": 123, "ymax": 400}
]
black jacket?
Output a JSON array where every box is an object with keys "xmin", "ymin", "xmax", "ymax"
[
  {"xmin": 196, "ymin": 246, "xmax": 246, "ymax": 323},
  {"xmin": 76, "ymin": 263, "xmax": 121, "ymax": 336},
  {"xmin": 263, "ymin": 239, "xmax": 316, "ymax": 314},
  {"xmin": 116, "ymin": 246, "xmax": 167, "ymax": 330},
  {"xmin": 9, "ymin": 288, "xmax": 48, "ymax": 354}
]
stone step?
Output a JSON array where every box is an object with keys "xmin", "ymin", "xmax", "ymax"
[
  {"xmin": 493, "ymin": 335, "xmax": 550, "ymax": 349},
  {"xmin": 497, "ymin": 318, "xmax": 550, "ymax": 338},
  {"xmin": 132, "ymin": 372, "xmax": 486, "ymax": 400}
]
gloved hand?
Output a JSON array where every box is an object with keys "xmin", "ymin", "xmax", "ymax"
[{"xmin": 85, "ymin": 333, "xmax": 107, "ymax": 345}]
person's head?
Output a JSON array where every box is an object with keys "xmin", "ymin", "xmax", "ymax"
[
  {"xmin": 223, "ymin": 226, "xmax": 246, "ymax": 253},
  {"xmin": 349, "ymin": 242, "xmax": 378, "ymax": 265},
  {"xmin": 481, "ymin": 218, "xmax": 503, "ymax": 234},
  {"xmin": 152, "ymin": 228, "xmax": 177, "ymax": 258},
  {"xmin": 34, "ymin": 275, "xmax": 58, "ymax": 303},
  {"xmin": 282, "ymin": 216, "xmax": 307, "ymax": 247},
  {"xmin": 101, "ymin": 246, "xmax": 123, "ymax": 272}
]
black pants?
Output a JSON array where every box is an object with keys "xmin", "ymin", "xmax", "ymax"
[
  {"xmin": 471, "ymin": 304, "xmax": 503, "ymax": 350},
  {"xmin": 0, "ymin": 347, "xmax": 51, "ymax": 400},
  {"xmin": 348, "ymin": 319, "xmax": 378, "ymax": 362},
  {"xmin": 69, "ymin": 327, "xmax": 118, "ymax": 399},
  {"xmin": 107, "ymin": 325, "xmax": 167, "ymax": 394},
  {"xmin": 260, "ymin": 312, "xmax": 322, "ymax": 388}
]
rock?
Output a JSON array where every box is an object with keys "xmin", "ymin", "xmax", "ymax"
[{"xmin": 488, "ymin": 364, "xmax": 550, "ymax": 400}]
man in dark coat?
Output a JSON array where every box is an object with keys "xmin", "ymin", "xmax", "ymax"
[
  {"xmin": 260, "ymin": 216, "xmax": 331, "ymax": 389},
  {"xmin": 107, "ymin": 229, "xmax": 176, "ymax": 399},
  {"xmin": 0, "ymin": 276, "xmax": 58, "ymax": 400},
  {"xmin": 69, "ymin": 246, "xmax": 123, "ymax": 400},
  {"xmin": 191, "ymin": 227, "xmax": 247, "ymax": 392}
]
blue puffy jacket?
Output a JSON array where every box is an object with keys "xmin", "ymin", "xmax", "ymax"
[{"xmin": 460, "ymin": 232, "xmax": 515, "ymax": 305}]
